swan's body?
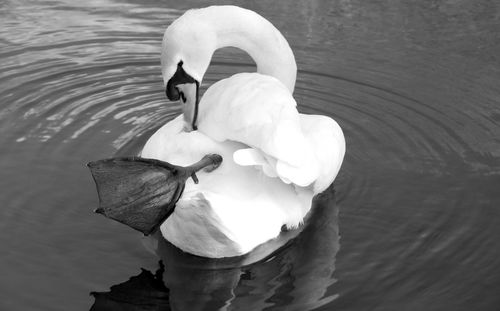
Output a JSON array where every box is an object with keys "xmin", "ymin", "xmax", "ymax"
[{"xmin": 141, "ymin": 6, "xmax": 345, "ymax": 258}]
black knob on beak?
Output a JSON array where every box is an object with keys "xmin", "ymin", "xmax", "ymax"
[{"xmin": 165, "ymin": 61, "xmax": 196, "ymax": 101}]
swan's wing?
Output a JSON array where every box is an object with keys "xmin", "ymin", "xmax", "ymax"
[
  {"xmin": 233, "ymin": 148, "xmax": 279, "ymax": 178},
  {"xmin": 198, "ymin": 73, "xmax": 320, "ymax": 187},
  {"xmin": 299, "ymin": 114, "xmax": 346, "ymax": 193},
  {"xmin": 199, "ymin": 73, "xmax": 305, "ymax": 164}
]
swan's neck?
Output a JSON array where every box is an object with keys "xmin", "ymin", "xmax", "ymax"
[{"xmin": 199, "ymin": 6, "xmax": 297, "ymax": 93}]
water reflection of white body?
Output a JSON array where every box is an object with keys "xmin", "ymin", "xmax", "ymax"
[
  {"xmin": 145, "ymin": 188, "xmax": 340, "ymax": 311},
  {"xmin": 90, "ymin": 190, "xmax": 339, "ymax": 310}
]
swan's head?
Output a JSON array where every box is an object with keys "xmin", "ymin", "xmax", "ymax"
[{"xmin": 161, "ymin": 12, "xmax": 216, "ymax": 131}]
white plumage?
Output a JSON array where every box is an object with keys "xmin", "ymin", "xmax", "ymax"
[{"xmin": 141, "ymin": 5, "xmax": 345, "ymax": 258}]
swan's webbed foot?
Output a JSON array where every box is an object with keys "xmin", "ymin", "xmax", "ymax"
[{"xmin": 87, "ymin": 154, "xmax": 223, "ymax": 235}]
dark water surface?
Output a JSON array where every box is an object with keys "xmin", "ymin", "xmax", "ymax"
[{"xmin": 1, "ymin": 0, "xmax": 500, "ymax": 310}]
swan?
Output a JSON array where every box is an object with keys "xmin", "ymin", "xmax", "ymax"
[{"xmin": 140, "ymin": 5, "xmax": 345, "ymax": 258}]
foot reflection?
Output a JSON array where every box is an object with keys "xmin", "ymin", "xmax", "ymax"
[
  {"xmin": 90, "ymin": 261, "xmax": 170, "ymax": 310},
  {"xmin": 90, "ymin": 187, "xmax": 340, "ymax": 311}
]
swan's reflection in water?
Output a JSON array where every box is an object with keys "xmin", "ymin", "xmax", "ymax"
[{"xmin": 90, "ymin": 188, "xmax": 339, "ymax": 311}]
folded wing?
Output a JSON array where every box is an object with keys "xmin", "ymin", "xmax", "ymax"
[{"xmin": 198, "ymin": 72, "xmax": 328, "ymax": 189}]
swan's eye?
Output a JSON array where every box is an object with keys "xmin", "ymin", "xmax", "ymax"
[
  {"xmin": 166, "ymin": 83, "xmax": 180, "ymax": 100},
  {"xmin": 179, "ymin": 90, "xmax": 186, "ymax": 103}
]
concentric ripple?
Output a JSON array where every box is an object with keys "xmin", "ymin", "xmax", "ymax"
[{"xmin": 1, "ymin": 1, "xmax": 500, "ymax": 311}]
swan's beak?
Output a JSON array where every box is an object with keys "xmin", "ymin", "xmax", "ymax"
[
  {"xmin": 165, "ymin": 62, "xmax": 200, "ymax": 131},
  {"xmin": 174, "ymin": 82, "xmax": 200, "ymax": 132}
]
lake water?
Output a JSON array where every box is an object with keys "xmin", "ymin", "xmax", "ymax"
[{"xmin": 1, "ymin": 0, "xmax": 500, "ymax": 310}]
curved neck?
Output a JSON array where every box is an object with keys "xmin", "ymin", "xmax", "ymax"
[{"xmin": 198, "ymin": 6, "xmax": 297, "ymax": 93}]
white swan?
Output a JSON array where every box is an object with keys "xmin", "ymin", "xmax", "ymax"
[{"xmin": 141, "ymin": 5, "xmax": 345, "ymax": 258}]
